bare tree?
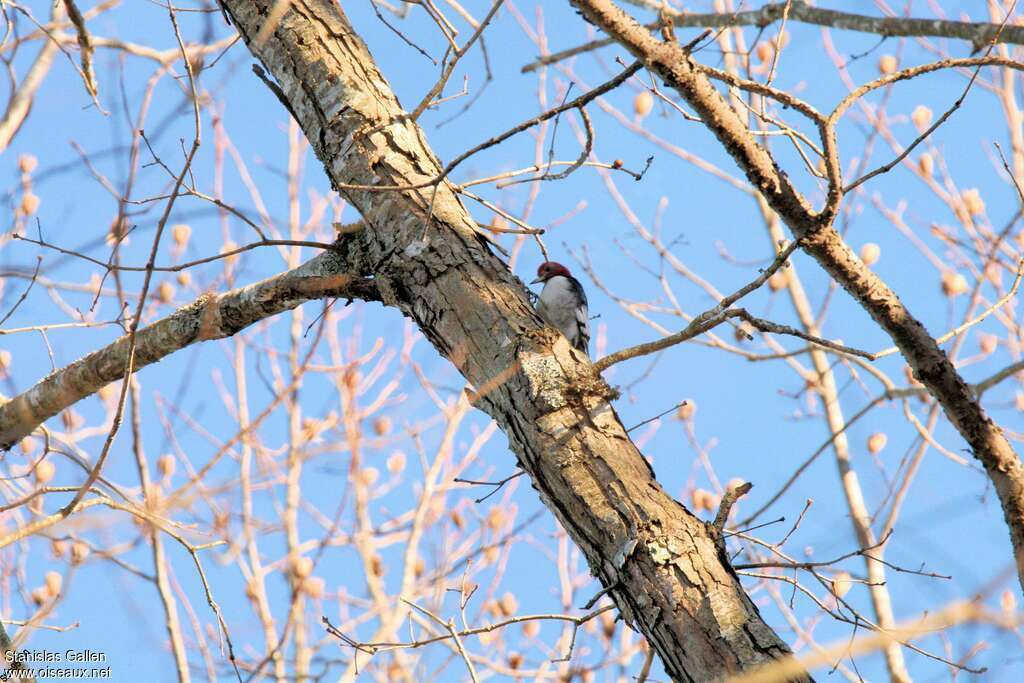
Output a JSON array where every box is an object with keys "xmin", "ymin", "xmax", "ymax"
[{"xmin": 1, "ymin": 1, "xmax": 1023, "ymax": 681}]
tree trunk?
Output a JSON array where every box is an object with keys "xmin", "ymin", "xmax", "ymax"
[
  {"xmin": 569, "ymin": 0, "xmax": 1024, "ymax": 595},
  {"xmin": 213, "ymin": 1, "xmax": 811, "ymax": 680}
]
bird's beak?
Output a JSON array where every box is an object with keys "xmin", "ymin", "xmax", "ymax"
[{"xmin": 530, "ymin": 276, "xmax": 543, "ymax": 284}]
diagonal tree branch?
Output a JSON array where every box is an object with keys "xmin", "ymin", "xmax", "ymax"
[
  {"xmin": 209, "ymin": 1, "xmax": 812, "ymax": 680},
  {"xmin": 0, "ymin": 245, "xmax": 379, "ymax": 448},
  {"xmin": 627, "ymin": 0, "xmax": 1024, "ymax": 49},
  {"xmin": 568, "ymin": 0, "xmax": 1024, "ymax": 595},
  {"xmin": 0, "ymin": 34, "xmax": 59, "ymax": 153},
  {"xmin": 525, "ymin": 2, "xmax": 1024, "ymax": 73}
]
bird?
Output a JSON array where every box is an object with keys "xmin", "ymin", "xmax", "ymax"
[{"xmin": 531, "ymin": 261, "xmax": 590, "ymax": 354}]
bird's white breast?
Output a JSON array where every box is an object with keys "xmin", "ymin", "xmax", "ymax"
[{"xmin": 538, "ymin": 276, "xmax": 585, "ymax": 340}]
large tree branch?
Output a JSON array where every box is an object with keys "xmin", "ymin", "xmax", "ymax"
[
  {"xmin": 0, "ymin": 246, "xmax": 379, "ymax": 448},
  {"xmin": 568, "ymin": 0, "xmax": 1024, "ymax": 594},
  {"xmin": 628, "ymin": 0, "xmax": 1024, "ymax": 49},
  {"xmin": 525, "ymin": 1, "xmax": 1024, "ymax": 73},
  {"xmin": 212, "ymin": 1, "xmax": 811, "ymax": 680}
]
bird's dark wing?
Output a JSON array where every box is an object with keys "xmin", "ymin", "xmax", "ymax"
[{"xmin": 568, "ymin": 276, "xmax": 590, "ymax": 354}]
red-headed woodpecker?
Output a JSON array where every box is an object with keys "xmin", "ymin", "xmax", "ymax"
[{"xmin": 531, "ymin": 261, "xmax": 590, "ymax": 355}]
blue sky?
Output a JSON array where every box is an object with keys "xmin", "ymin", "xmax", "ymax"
[{"xmin": 2, "ymin": 1, "xmax": 1023, "ymax": 681}]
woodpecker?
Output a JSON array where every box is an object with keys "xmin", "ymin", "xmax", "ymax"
[{"xmin": 531, "ymin": 261, "xmax": 590, "ymax": 354}]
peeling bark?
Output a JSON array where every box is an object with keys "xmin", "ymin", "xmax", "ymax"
[
  {"xmin": 203, "ymin": 1, "xmax": 810, "ymax": 680},
  {"xmin": 568, "ymin": 0, "xmax": 1024, "ymax": 592}
]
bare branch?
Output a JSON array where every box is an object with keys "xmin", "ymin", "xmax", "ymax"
[{"xmin": 0, "ymin": 248, "xmax": 379, "ymax": 449}]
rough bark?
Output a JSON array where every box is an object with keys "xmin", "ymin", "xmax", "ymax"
[
  {"xmin": 568, "ymin": 0, "xmax": 1024, "ymax": 592},
  {"xmin": 204, "ymin": 1, "xmax": 810, "ymax": 680},
  {"xmin": 0, "ymin": 249, "xmax": 378, "ymax": 448}
]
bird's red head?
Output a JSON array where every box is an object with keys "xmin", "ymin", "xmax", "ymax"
[{"xmin": 531, "ymin": 261, "xmax": 572, "ymax": 284}]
